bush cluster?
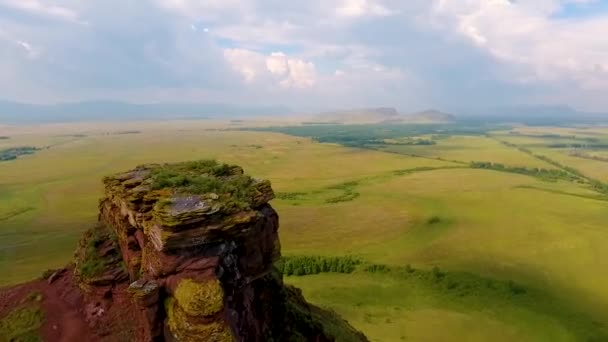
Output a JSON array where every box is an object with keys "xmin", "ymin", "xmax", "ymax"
[
  {"xmin": 275, "ymin": 192, "xmax": 308, "ymax": 200},
  {"xmin": 364, "ymin": 264, "xmax": 390, "ymax": 273},
  {"xmin": 427, "ymin": 216, "xmax": 442, "ymax": 224},
  {"xmin": 470, "ymin": 161, "xmax": 579, "ymax": 182},
  {"xmin": 277, "ymin": 256, "xmax": 361, "ymax": 276},
  {"xmin": 325, "ymin": 181, "xmax": 360, "ymax": 204}
]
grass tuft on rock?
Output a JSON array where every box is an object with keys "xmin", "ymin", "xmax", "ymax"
[
  {"xmin": 149, "ymin": 160, "xmax": 253, "ymax": 197},
  {"xmin": 74, "ymin": 224, "xmax": 124, "ymax": 282}
]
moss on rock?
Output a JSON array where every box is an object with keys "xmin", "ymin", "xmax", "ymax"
[
  {"xmin": 103, "ymin": 159, "xmax": 275, "ymax": 218},
  {"xmin": 73, "ymin": 224, "xmax": 128, "ymax": 285},
  {"xmin": 174, "ymin": 278, "xmax": 224, "ymax": 317},
  {"xmin": 166, "ymin": 298, "xmax": 232, "ymax": 342}
]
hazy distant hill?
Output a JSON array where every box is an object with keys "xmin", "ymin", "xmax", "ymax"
[
  {"xmin": 311, "ymin": 107, "xmax": 400, "ymax": 124},
  {"xmin": 0, "ymin": 101, "xmax": 291, "ymax": 124},
  {"xmin": 385, "ymin": 109, "xmax": 455, "ymax": 124},
  {"xmin": 451, "ymin": 105, "xmax": 608, "ymax": 125}
]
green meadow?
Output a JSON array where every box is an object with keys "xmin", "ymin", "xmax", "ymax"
[{"xmin": 2, "ymin": 121, "xmax": 608, "ymax": 341}]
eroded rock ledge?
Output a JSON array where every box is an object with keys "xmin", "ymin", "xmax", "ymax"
[{"xmin": 73, "ymin": 160, "xmax": 368, "ymax": 341}]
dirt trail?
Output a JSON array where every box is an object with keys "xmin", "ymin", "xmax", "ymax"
[{"xmin": 39, "ymin": 271, "xmax": 92, "ymax": 342}]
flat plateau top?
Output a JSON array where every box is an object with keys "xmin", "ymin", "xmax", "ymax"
[{"xmin": 103, "ymin": 160, "xmax": 274, "ymax": 223}]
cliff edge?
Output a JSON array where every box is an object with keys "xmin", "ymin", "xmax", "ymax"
[{"xmin": 0, "ymin": 160, "xmax": 368, "ymax": 342}]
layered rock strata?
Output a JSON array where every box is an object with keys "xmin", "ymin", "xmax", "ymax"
[{"xmin": 73, "ymin": 160, "xmax": 368, "ymax": 342}]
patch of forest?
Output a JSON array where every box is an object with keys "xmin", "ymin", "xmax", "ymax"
[
  {"xmin": 244, "ymin": 123, "xmax": 507, "ymax": 148},
  {"xmin": 569, "ymin": 150, "xmax": 608, "ymax": 163},
  {"xmin": 0, "ymin": 147, "xmax": 38, "ymax": 161},
  {"xmin": 470, "ymin": 161, "xmax": 581, "ymax": 182}
]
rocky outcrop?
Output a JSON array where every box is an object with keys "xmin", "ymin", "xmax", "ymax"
[{"xmin": 72, "ymin": 160, "xmax": 368, "ymax": 341}]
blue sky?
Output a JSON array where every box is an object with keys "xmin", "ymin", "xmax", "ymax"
[
  {"xmin": 555, "ymin": 0, "xmax": 608, "ymax": 18},
  {"xmin": 0, "ymin": 0, "xmax": 607, "ymax": 112}
]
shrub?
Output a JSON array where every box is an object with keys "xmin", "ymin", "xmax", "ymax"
[
  {"xmin": 432, "ymin": 266, "xmax": 445, "ymax": 280},
  {"xmin": 276, "ymin": 192, "xmax": 308, "ymax": 200},
  {"xmin": 364, "ymin": 264, "xmax": 390, "ymax": 273},
  {"xmin": 508, "ymin": 280, "xmax": 526, "ymax": 295},
  {"xmin": 277, "ymin": 256, "xmax": 361, "ymax": 276},
  {"xmin": 427, "ymin": 216, "xmax": 441, "ymax": 225}
]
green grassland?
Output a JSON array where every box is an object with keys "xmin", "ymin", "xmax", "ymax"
[
  {"xmin": 1, "ymin": 121, "xmax": 608, "ymax": 341},
  {"xmin": 372, "ymin": 135, "xmax": 558, "ymax": 168}
]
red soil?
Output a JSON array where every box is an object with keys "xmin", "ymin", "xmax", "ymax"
[{"xmin": 0, "ymin": 267, "xmax": 144, "ymax": 342}]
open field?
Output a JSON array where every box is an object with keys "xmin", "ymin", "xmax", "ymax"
[
  {"xmin": 2, "ymin": 121, "xmax": 608, "ymax": 340},
  {"xmin": 372, "ymin": 135, "xmax": 558, "ymax": 167}
]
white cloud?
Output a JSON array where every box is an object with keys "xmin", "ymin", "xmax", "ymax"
[
  {"xmin": 431, "ymin": 0, "xmax": 608, "ymax": 90},
  {"xmin": 1, "ymin": 0, "xmax": 608, "ymax": 110},
  {"xmin": 0, "ymin": 0, "xmax": 80, "ymax": 22},
  {"xmin": 336, "ymin": 0, "xmax": 393, "ymax": 18},
  {"xmin": 223, "ymin": 48, "xmax": 263, "ymax": 83},
  {"xmin": 266, "ymin": 52, "xmax": 289, "ymax": 76},
  {"xmin": 16, "ymin": 40, "xmax": 40, "ymax": 59},
  {"xmin": 156, "ymin": 0, "xmax": 250, "ymax": 20},
  {"xmin": 225, "ymin": 49, "xmax": 317, "ymax": 89},
  {"xmin": 282, "ymin": 58, "xmax": 317, "ymax": 88}
]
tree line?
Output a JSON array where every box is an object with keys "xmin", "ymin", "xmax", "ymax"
[{"xmin": 276, "ymin": 256, "xmax": 361, "ymax": 276}]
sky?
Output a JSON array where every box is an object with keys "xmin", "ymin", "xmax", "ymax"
[{"xmin": 0, "ymin": 0, "xmax": 608, "ymax": 112}]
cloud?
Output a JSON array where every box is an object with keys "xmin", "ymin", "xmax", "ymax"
[
  {"xmin": 266, "ymin": 53, "xmax": 290, "ymax": 76},
  {"xmin": 224, "ymin": 49, "xmax": 317, "ymax": 89},
  {"xmin": 336, "ymin": 0, "xmax": 393, "ymax": 18},
  {"xmin": 0, "ymin": 0, "xmax": 607, "ymax": 111},
  {"xmin": 224, "ymin": 49, "xmax": 264, "ymax": 83},
  {"xmin": 0, "ymin": 0, "xmax": 81, "ymax": 23},
  {"xmin": 267, "ymin": 52, "xmax": 317, "ymax": 88},
  {"xmin": 431, "ymin": 0, "xmax": 608, "ymax": 90}
]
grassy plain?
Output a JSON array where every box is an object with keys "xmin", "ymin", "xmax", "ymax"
[
  {"xmin": 1, "ymin": 121, "xmax": 608, "ymax": 341},
  {"xmin": 374, "ymin": 135, "xmax": 558, "ymax": 168}
]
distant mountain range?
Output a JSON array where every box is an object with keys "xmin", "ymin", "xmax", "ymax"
[
  {"xmin": 457, "ymin": 105, "xmax": 608, "ymax": 124},
  {"xmin": 310, "ymin": 105, "xmax": 608, "ymax": 126},
  {"xmin": 1, "ymin": 100, "xmax": 606, "ymax": 125},
  {"xmin": 310, "ymin": 107, "xmax": 399, "ymax": 124},
  {"xmin": 0, "ymin": 100, "xmax": 292, "ymax": 124},
  {"xmin": 310, "ymin": 107, "xmax": 455, "ymax": 124},
  {"xmin": 385, "ymin": 109, "xmax": 455, "ymax": 124}
]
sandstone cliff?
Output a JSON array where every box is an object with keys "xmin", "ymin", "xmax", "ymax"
[{"xmin": 0, "ymin": 160, "xmax": 368, "ymax": 342}]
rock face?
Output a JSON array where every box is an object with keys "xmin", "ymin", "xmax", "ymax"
[{"xmin": 72, "ymin": 160, "xmax": 368, "ymax": 341}]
